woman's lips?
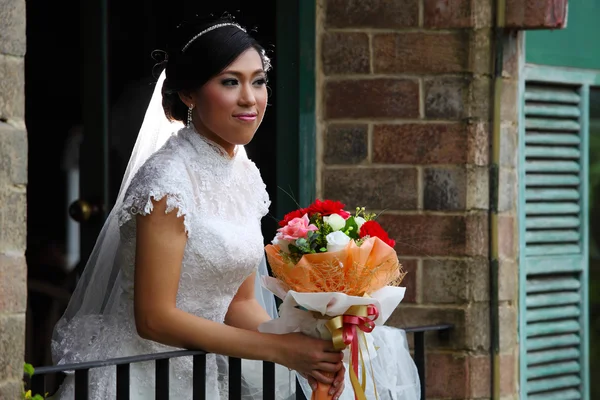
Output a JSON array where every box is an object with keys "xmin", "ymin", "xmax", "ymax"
[{"xmin": 234, "ymin": 113, "xmax": 257, "ymax": 122}]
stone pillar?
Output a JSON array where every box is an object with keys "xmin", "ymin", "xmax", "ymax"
[
  {"xmin": 316, "ymin": 0, "xmax": 520, "ymax": 398},
  {"xmin": 0, "ymin": 0, "xmax": 28, "ymax": 398}
]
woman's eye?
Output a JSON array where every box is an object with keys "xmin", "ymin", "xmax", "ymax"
[
  {"xmin": 253, "ymin": 78, "xmax": 268, "ymax": 86},
  {"xmin": 221, "ymin": 79, "xmax": 239, "ymax": 86}
]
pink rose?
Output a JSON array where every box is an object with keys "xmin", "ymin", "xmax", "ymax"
[{"xmin": 277, "ymin": 214, "xmax": 318, "ymax": 241}]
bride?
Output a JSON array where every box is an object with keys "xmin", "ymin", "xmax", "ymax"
[{"xmin": 51, "ymin": 16, "xmax": 420, "ymax": 400}]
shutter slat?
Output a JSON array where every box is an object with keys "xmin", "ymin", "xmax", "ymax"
[
  {"xmin": 526, "ymin": 161, "xmax": 580, "ymax": 173},
  {"xmin": 525, "ymin": 256, "xmax": 583, "ymax": 274},
  {"xmin": 527, "ymin": 305, "xmax": 580, "ymax": 322},
  {"xmin": 525, "ymin": 217, "xmax": 580, "ymax": 230},
  {"xmin": 525, "ymin": 203, "xmax": 580, "ymax": 214},
  {"xmin": 524, "ymin": 87, "xmax": 580, "ymax": 103},
  {"xmin": 525, "ymin": 118, "xmax": 581, "ymax": 131},
  {"xmin": 527, "ymin": 361, "xmax": 580, "ymax": 379},
  {"xmin": 528, "ymin": 388, "xmax": 581, "ymax": 400},
  {"xmin": 528, "ymin": 348, "xmax": 581, "ymax": 366},
  {"xmin": 527, "ymin": 320, "xmax": 580, "ymax": 337},
  {"xmin": 525, "ymin": 230, "xmax": 580, "ymax": 244},
  {"xmin": 525, "ymin": 146, "xmax": 581, "ymax": 159},
  {"xmin": 525, "ymin": 189, "xmax": 580, "ymax": 201},
  {"xmin": 525, "ymin": 104, "xmax": 581, "ymax": 118},
  {"xmin": 527, "ymin": 334, "xmax": 580, "ymax": 351},
  {"xmin": 522, "ymin": 81, "xmax": 587, "ymax": 395},
  {"xmin": 525, "ymin": 133, "xmax": 581, "ymax": 145},
  {"xmin": 525, "ymin": 174, "xmax": 580, "ymax": 186},
  {"xmin": 527, "ymin": 277, "xmax": 581, "ymax": 293},
  {"xmin": 527, "ymin": 375, "xmax": 581, "ymax": 394},
  {"xmin": 527, "ymin": 293, "xmax": 580, "ymax": 308}
]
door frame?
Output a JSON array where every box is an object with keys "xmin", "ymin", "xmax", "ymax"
[{"xmin": 275, "ymin": 0, "xmax": 317, "ymax": 217}]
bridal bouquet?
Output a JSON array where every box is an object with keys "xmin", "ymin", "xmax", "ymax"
[{"xmin": 258, "ymin": 200, "xmax": 406, "ymax": 400}]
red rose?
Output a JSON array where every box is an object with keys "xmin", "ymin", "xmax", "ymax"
[
  {"xmin": 306, "ymin": 199, "xmax": 351, "ymax": 219},
  {"xmin": 359, "ymin": 220, "xmax": 396, "ymax": 247},
  {"xmin": 279, "ymin": 208, "xmax": 308, "ymax": 227}
]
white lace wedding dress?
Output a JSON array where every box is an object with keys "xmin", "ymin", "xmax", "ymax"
[
  {"xmin": 52, "ymin": 127, "xmax": 295, "ymax": 399},
  {"xmin": 52, "ymin": 126, "xmax": 420, "ymax": 400}
]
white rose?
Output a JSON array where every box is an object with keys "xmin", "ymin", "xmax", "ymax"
[
  {"xmin": 326, "ymin": 231, "xmax": 351, "ymax": 253},
  {"xmin": 324, "ymin": 213, "xmax": 346, "ymax": 231},
  {"xmin": 272, "ymin": 236, "xmax": 291, "ymax": 253},
  {"xmin": 355, "ymin": 216, "xmax": 366, "ymax": 231}
]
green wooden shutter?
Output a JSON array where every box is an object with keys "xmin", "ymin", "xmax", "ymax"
[{"xmin": 519, "ymin": 66, "xmax": 591, "ymax": 400}]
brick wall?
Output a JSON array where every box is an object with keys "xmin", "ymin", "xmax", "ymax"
[
  {"xmin": 316, "ymin": 1, "xmax": 520, "ymax": 399},
  {"xmin": 0, "ymin": 0, "xmax": 28, "ymax": 398}
]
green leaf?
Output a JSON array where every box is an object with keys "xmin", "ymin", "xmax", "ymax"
[
  {"xmin": 32, "ymin": 395, "xmax": 44, "ymax": 400},
  {"xmin": 343, "ymin": 217, "xmax": 360, "ymax": 240},
  {"xmin": 24, "ymin": 363, "xmax": 34, "ymax": 378}
]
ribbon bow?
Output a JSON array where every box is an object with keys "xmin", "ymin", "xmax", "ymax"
[{"xmin": 325, "ymin": 305, "xmax": 379, "ymax": 400}]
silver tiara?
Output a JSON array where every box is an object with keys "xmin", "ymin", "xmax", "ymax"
[{"xmin": 182, "ymin": 23, "xmax": 246, "ymax": 52}]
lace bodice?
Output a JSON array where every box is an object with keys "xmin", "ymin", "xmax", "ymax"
[
  {"xmin": 52, "ymin": 127, "xmax": 278, "ymax": 399},
  {"xmin": 117, "ymin": 127, "xmax": 270, "ymax": 322}
]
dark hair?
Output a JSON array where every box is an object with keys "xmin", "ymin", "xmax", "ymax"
[{"xmin": 159, "ymin": 18, "xmax": 271, "ymax": 122}]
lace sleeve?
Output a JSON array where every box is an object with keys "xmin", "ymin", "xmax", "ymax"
[{"xmin": 117, "ymin": 153, "xmax": 194, "ymax": 235}]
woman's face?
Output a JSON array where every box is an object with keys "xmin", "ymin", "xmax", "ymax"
[{"xmin": 184, "ymin": 48, "xmax": 268, "ymax": 156}]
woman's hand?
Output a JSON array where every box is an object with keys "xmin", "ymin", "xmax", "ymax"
[
  {"xmin": 303, "ymin": 364, "xmax": 346, "ymax": 399},
  {"xmin": 273, "ymin": 333, "xmax": 343, "ymax": 384}
]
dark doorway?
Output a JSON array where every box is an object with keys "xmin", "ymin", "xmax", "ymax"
[{"xmin": 24, "ymin": 0, "xmax": 279, "ymax": 374}]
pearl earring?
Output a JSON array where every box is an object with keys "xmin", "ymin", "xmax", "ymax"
[{"xmin": 187, "ymin": 104, "xmax": 194, "ymax": 128}]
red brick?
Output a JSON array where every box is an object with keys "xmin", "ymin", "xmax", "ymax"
[
  {"xmin": 424, "ymin": 0, "xmax": 473, "ymax": 28},
  {"xmin": 0, "ymin": 254, "xmax": 26, "ymax": 314},
  {"xmin": 506, "ymin": 0, "xmax": 569, "ymax": 29},
  {"xmin": 467, "ymin": 122, "xmax": 489, "ymax": 166},
  {"xmin": 502, "ymin": 31, "xmax": 521, "ymax": 79},
  {"xmin": 424, "ymin": 167, "xmax": 467, "ymax": 211},
  {"xmin": 324, "ymin": 124, "xmax": 368, "ymax": 165},
  {"xmin": 469, "ymin": 355, "xmax": 491, "ymax": 398},
  {"xmin": 426, "ymin": 353, "xmax": 469, "ymax": 398},
  {"xmin": 325, "ymin": 79, "xmax": 420, "ymax": 119},
  {"xmin": 0, "ymin": 314, "xmax": 25, "ymax": 382},
  {"xmin": 326, "ymin": 0, "xmax": 418, "ymax": 29},
  {"xmin": 424, "ymin": 77, "xmax": 470, "ymax": 120},
  {"xmin": 422, "ymin": 259, "xmax": 470, "ymax": 304},
  {"xmin": 373, "ymin": 124, "xmax": 467, "ymax": 165},
  {"xmin": 373, "ymin": 32, "xmax": 468, "ymax": 74},
  {"xmin": 322, "ymin": 167, "xmax": 418, "ymax": 210},
  {"xmin": 322, "ymin": 32, "xmax": 370, "ymax": 75},
  {"xmin": 498, "ymin": 215, "xmax": 515, "ymax": 260},
  {"xmin": 378, "ymin": 214, "xmax": 488, "ymax": 257},
  {"xmin": 500, "ymin": 353, "xmax": 517, "ymax": 396},
  {"xmin": 424, "ymin": 0, "xmax": 492, "ymax": 28},
  {"xmin": 398, "ymin": 259, "xmax": 418, "ymax": 303}
]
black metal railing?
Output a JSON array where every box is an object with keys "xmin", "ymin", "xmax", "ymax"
[{"xmin": 26, "ymin": 324, "xmax": 452, "ymax": 399}]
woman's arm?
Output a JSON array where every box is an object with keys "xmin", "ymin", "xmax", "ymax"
[
  {"xmin": 133, "ymin": 198, "xmax": 343, "ymax": 382},
  {"xmin": 224, "ymin": 271, "xmax": 271, "ymax": 331}
]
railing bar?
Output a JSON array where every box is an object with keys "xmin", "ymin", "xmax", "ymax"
[
  {"xmin": 193, "ymin": 354, "xmax": 206, "ymax": 400},
  {"xmin": 414, "ymin": 332, "xmax": 426, "ymax": 400},
  {"xmin": 229, "ymin": 357, "xmax": 242, "ymax": 399},
  {"xmin": 296, "ymin": 378, "xmax": 307, "ymax": 400},
  {"xmin": 116, "ymin": 363, "xmax": 130, "ymax": 400},
  {"xmin": 404, "ymin": 324, "xmax": 453, "ymax": 333},
  {"xmin": 30, "ymin": 374, "xmax": 45, "ymax": 397},
  {"xmin": 33, "ymin": 350, "xmax": 206, "ymax": 374},
  {"xmin": 74, "ymin": 369, "xmax": 89, "ymax": 400},
  {"xmin": 156, "ymin": 358, "xmax": 170, "ymax": 399},
  {"xmin": 262, "ymin": 361, "xmax": 276, "ymax": 400}
]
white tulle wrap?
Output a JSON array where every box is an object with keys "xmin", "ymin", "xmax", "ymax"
[{"xmin": 260, "ymin": 278, "xmax": 421, "ymax": 400}]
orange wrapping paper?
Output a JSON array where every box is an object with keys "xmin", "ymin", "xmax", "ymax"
[{"xmin": 264, "ymin": 236, "xmax": 405, "ymax": 399}]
